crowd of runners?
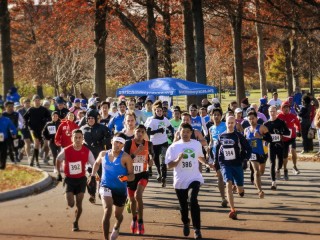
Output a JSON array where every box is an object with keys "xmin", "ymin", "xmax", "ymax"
[{"xmin": 1, "ymin": 87, "xmax": 320, "ymax": 240}]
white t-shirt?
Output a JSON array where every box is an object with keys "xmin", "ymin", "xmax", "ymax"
[
  {"xmin": 165, "ymin": 139, "xmax": 204, "ymax": 189},
  {"xmin": 268, "ymin": 99, "xmax": 282, "ymax": 108},
  {"xmin": 145, "ymin": 117, "xmax": 172, "ymax": 145}
]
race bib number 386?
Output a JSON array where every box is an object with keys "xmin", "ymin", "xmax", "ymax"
[{"xmin": 69, "ymin": 161, "xmax": 82, "ymax": 175}]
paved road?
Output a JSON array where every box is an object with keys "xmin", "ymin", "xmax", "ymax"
[{"xmin": 0, "ymin": 157, "xmax": 319, "ymax": 240}]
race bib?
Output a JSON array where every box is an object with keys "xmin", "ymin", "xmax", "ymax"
[
  {"xmin": 99, "ymin": 187, "xmax": 112, "ymax": 197},
  {"xmin": 223, "ymin": 148, "xmax": 236, "ymax": 160},
  {"xmin": 133, "ymin": 162, "xmax": 143, "ymax": 174},
  {"xmin": 69, "ymin": 161, "xmax": 82, "ymax": 175},
  {"xmin": 13, "ymin": 139, "xmax": 19, "ymax": 147},
  {"xmin": 181, "ymin": 160, "xmax": 193, "ymax": 170},
  {"xmin": 0, "ymin": 133, "xmax": 4, "ymax": 142},
  {"xmin": 48, "ymin": 126, "xmax": 56, "ymax": 134},
  {"xmin": 283, "ymin": 129, "xmax": 292, "ymax": 138},
  {"xmin": 249, "ymin": 153, "xmax": 257, "ymax": 161},
  {"xmin": 271, "ymin": 134, "xmax": 281, "ymax": 142}
]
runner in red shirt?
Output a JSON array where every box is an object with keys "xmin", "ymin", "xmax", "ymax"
[
  {"xmin": 56, "ymin": 129, "xmax": 95, "ymax": 232},
  {"xmin": 278, "ymin": 101, "xmax": 301, "ymax": 180}
]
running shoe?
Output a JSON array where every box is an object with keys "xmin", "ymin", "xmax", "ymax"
[
  {"xmin": 292, "ymin": 166, "xmax": 300, "ymax": 175},
  {"xmin": 183, "ymin": 221, "xmax": 190, "ymax": 236},
  {"xmin": 156, "ymin": 175, "xmax": 161, "ymax": 183},
  {"xmin": 238, "ymin": 190, "xmax": 245, "ymax": 197},
  {"xmin": 284, "ymin": 170, "xmax": 289, "ymax": 181},
  {"xmin": 89, "ymin": 195, "xmax": 96, "ymax": 204},
  {"xmin": 36, "ymin": 162, "xmax": 41, "ymax": 168},
  {"xmin": 271, "ymin": 181, "xmax": 277, "ymax": 190},
  {"xmin": 125, "ymin": 198, "xmax": 131, "ymax": 214},
  {"xmin": 110, "ymin": 228, "xmax": 120, "ymax": 240},
  {"xmin": 229, "ymin": 209, "xmax": 237, "ymax": 220},
  {"xmin": 221, "ymin": 199, "xmax": 228, "ymax": 208},
  {"xmin": 130, "ymin": 219, "xmax": 137, "ymax": 234},
  {"xmin": 258, "ymin": 191, "xmax": 264, "ymax": 199},
  {"xmin": 276, "ymin": 170, "xmax": 281, "ymax": 180},
  {"xmin": 137, "ymin": 223, "xmax": 145, "ymax": 235},
  {"xmin": 205, "ymin": 167, "xmax": 210, "ymax": 173},
  {"xmin": 161, "ymin": 177, "xmax": 166, "ymax": 187},
  {"xmin": 194, "ymin": 229, "xmax": 202, "ymax": 239},
  {"xmin": 72, "ymin": 221, "xmax": 79, "ymax": 231}
]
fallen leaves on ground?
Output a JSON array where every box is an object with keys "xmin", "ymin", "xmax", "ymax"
[{"xmin": 0, "ymin": 165, "xmax": 43, "ymax": 192}]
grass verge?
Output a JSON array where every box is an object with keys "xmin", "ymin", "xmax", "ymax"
[{"xmin": 0, "ymin": 165, "xmax": 44, "ymax": 192}]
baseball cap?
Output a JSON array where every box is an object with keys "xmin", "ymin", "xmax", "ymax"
[
  {"xmin": 212, "ymin": 98, "xmax": 220, "ymax": 104},
  {"xmin": 173, "ymin": 106, "xmax": 181, "ymax": 112},
  {"xmin": 74, "ymin": 98, "xmax": 81, "ymax": 103},
  {"xmin": 235, "ymin": 108, "xmax": 242, "ymax": 113},
  {"xmin": 281, "ymin": 101, "xmax": 290, "ymax": 109},
  {"xmin": 14, "ymin": 102, "xmax": 21, "ymax": 108},
  {"xmin": 32, "ymin": 95, "xmax": 40, "ymax": 101}
]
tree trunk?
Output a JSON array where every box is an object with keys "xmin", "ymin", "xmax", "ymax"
[
  {"xmin": 183, "ymin": 0, "xmax": 197, "ymax": 106},
  {"xmin": 192, "ymin": 0, "xmax": 207, "ymax": 104},
  {"xmin": 0, "ymin": 0, "xmax": 14, "ymax": 97},
  {"xmin": 162, "ymin": 0, "xmax": 172, "ymax": 77},
  {"xmin": 146, "ymin": 0, "xmax": 158, "ymax": 79},
  {"xmin": 290, "ymin": 29, "xmax": 299, "ymax": 90},
  {"xmin": 94, "ymin": 0, "xmax": 107, "ymax": 100},
  {"xmin": 283, "ymin": 39, "xmax": 293, "ymax": 96},
  {"xmin": 36, "ymin": 85, "xmax": 44, "ymax": 99},
  {"xmin": 230, "ymin": 2, "xmax": 245, "ymax": 105},
  {"xmin": 255, "ymin": 0, "xmax": 267, "ymax": 97}
]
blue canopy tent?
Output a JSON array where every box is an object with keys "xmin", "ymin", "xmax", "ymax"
[{"xmin": 116, "ymin": 77, "xmax": 218, "ymax": 96}]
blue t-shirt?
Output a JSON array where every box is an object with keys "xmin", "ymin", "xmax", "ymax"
[
  {"xmin": 191, "ymin": 116, "xmax": 203, "ymax": 132},
  {"xmin": 108, "ymin": 113, "xmax": 125, "ymax": 133},
  {"xmin": 210, "ymin": 122, "xmax": 226, "ymax": 155},
  {"xmin": 100, "ymin": 151, "xmax": 128, "ymax": 195}
]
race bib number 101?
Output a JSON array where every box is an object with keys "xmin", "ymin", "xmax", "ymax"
[{"xmin": 133, "ymin": 162, "xmax": 143, "ymax": 174}]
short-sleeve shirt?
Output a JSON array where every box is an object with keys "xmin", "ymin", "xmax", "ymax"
[{"xmin": 165, "ymin": 139, "xmax": 204, "ymax": 189}]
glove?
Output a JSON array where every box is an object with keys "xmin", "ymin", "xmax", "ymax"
[
  {"xmin": 118, "ymin": 175, "xmax": 128, "ymax": 182},
  {"xmin": 157, "ymin": 128, "xmax": 165, "ymax": 134},
  {"xmin": 242, "ymin": 160, "xmax": 248, "ymax": 170},
  {"xmin": 296, "ymin": 132, "xmax": 301, "ymax": 137},
  {"xmin": 57, "ymin": 173, "xmax": 62, "ymax": 182}
]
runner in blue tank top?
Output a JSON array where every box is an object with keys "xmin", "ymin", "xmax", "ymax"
[
  {"xmin": 89, "ymin": 132, "xmax": 134, "ymax": 240},
  {"xmin": 208, "ymin": 108, "xmax": 228, "ymax": 208},
  {"xmin": 189, "ymin": 104, "xmax": 208, "ymax": 136},
  {"xmin": 244, "ymin": 110, "xmax": 272, "ymax": 199}
]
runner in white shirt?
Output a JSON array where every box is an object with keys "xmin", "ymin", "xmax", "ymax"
[
  {"xmin": 165, "ymin": 123, "xmax": 206, "ymax": 240},
  {"xmin": 268, "ymin": 92, "xmax": 282, "ymax": 109}
]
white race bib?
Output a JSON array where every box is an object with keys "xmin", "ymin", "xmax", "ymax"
[
  {"xmin": 133, "ymin": 162, "xmax": 143, "ymax": 174},
  {"xmin": 271, "ymin": 134, "xmax": 281, "ymax": 142},
  {"xmin": 99, "ymin": 187, "xmax": 112, "ymax": 197},
  {"xmin": 283, "ymin": 129, "xmax": 292, "ymax": 138},
  {"xmin": 249, "ymin": 153, "xmax": 257, "ymax": 161},
  {"xmin": 13, "ymin": 139, "xmax": 19, "ymax": 147},
  {"xmin": 223, "ymin": 148, "xmax": 236, "ymax": 160},
  {"xmin": 48, "ymin": 126, "xmax": 56, "ymax": 135},
  {"xmin": 69, "ymin": 161, "xmax": 82, "ymax": 175},
  {"xmin": 0, "ymin": 133, "xmax": 4, "ymax": 142},
  {"xmin": 181, "ymin": 160, "xmax": 193, "ymax": 170}
]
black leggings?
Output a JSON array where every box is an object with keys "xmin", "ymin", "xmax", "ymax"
[
  {"xmin": 269, "ymin": 143, "xmax": 283, "ymax": 181},
  {"xmin": 153, "ymin": 142, "xmax": 168, "ymax": 178},
  {"xmin": 49, "ymin": 141, "xmax": 60, "ymax": 167},
  {"xmin": 175, "ymin": 181, "xmax": 201, "ymax": 230}
]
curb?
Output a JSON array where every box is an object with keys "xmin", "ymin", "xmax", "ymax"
[{"xmin": 0, "ymin": 165, "xmax": 53, "ymax": 202}]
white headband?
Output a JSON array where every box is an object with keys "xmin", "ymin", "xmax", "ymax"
[{"xmin": 113, "ymin": 136, "xmax": 126, "ymax": 144}]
